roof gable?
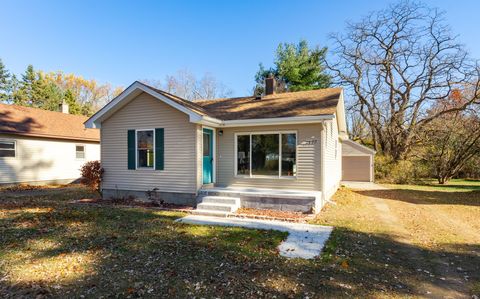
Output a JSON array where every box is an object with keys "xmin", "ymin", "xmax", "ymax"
[
  {"xmin": 84, "ymin": 81, "xmax": 212, "ymax": 129},
  {"xmin": 342, "ymin": 139, "xmax": 376, "ymax": 155}
]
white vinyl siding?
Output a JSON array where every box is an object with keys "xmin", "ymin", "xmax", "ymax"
[
  {"xmin": 0, "ymin": 134, "xmax": 99, "ymax": 184},
  {"xmin": 323, "ymin": 117, "xmax": 342, "ymax": 199},
  {"xmin": 100, "ymin": 92, "xmax": 198, "ymax": 194},
  {"xmin": 216, "ymin": 124, "xmax": 322, "ymax": 191}
]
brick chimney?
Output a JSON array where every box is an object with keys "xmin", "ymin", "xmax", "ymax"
[
  {"xmin": 265, "ymin": 76, "xmax": 276, "ymax": 95},
  {"xmin": 59, "ymin": 100, "xmax": 69, "ymax": 114}
]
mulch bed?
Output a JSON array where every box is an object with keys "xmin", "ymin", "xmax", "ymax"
[
  {"xmin": 234, "ymin": 207, "xmax": 314, "ymax": 223},
  {"xmin": 73, "ymin": 198, "xmax": 193, "ymax": 211}
]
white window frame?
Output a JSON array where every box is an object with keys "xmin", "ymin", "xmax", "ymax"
[
  {"xmin": 234, "ymin": 131, "xmax": 298, "ymax": 179},
  {"xmin": 75, "ymin": 144, "xmax": 86, "ymax": 160},
  {"xmin": 135, "ymin": 129, "xmax": 156, "ymax": 170},
  {"xmin": 0, "ymin": 139, "xmax": 16, "ymax": 158}
]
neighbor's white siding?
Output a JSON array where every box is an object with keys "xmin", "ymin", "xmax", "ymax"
[
  {"xmin": 0, "ymin": 134, "xmax": 99, "ymax": 184},
  {"xmin": 215, "ymin": 124, "xmax": 322, "ymax": 191},
  {"xmin": 100, "ymin": 92, "xmax": 199, "ymax": 194},
  {"xmin": 323, "ymin": 117, "xmax": 342, "ymax": 199}
]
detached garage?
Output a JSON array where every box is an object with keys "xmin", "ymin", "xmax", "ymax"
[{"xmin": 341, "ymin": 139, "xmax": 376, "ymax": 182}]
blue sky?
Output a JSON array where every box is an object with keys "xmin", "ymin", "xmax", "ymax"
[{"xmin": 1, "ymin": 0, "xmax": 479, "ymax": 96}]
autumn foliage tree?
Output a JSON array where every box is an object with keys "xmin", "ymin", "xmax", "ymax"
[
  {"xmin": 80, "ymin": 160, "xmax": 104, "ymax": 193},
  {"xmin": 0, "ymin": 60, "xmax": 123, "ymax": 116},
  {"xmin": 421, "ymin": 90, "xmax": 480, "ymax": 184}
]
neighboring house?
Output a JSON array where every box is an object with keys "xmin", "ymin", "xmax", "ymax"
[
  {"xmin": 85, "ymin": 79, "xmax": 356, "ymax": 214},
  {"xmin": 342, "ymin": 139, "xmax": 376, "ymax": 182},
  {"xmin": 0, "ymin": 102, "xmax": 100, "ymax": 185}
]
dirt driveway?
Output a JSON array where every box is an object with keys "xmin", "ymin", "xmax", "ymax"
[
  {"xmin": 313, "ymin": 181, "xmax": 480, "ymax": 298},
  {"xmin": 316, "ymin": 181, "xmax": 480, "ymax": 298}
]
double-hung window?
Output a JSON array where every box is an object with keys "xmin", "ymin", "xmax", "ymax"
[
  {"xmin": 236, "ymin": 132, "xmax": 297, "ymax": 178},
  {"xmin": 76, "ymin": 145, "xmax": 85, "ymax": 159},
  {"xmin": 0, "ymin": 140, "xmax": 16, "ymax": 158},
  {"xmin": 137, "ymin": 130, "xmax": 154, "ymax": 168}
]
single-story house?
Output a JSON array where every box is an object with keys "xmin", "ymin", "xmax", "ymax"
[
  {"xmin": 0, "ymin": 102, "xmax": 100, "ymax": 185},
  {"xmin": 85, "ymin": 79, "xmax": 353, "ymax": 214}
]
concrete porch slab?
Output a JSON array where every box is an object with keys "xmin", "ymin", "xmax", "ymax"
[
  {"xmin": 200, "ymin": 187, "xmax": 322, "ymax": 199},
  {"xmin": 198, "ymin": 187, "xmax": 322, "ymax": 213},
  {"xmin": 176, "ymin": 215, "xmax": 333, "ymax": 259}
]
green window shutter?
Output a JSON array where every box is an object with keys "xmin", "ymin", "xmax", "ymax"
[
  {"xmin": 155, "ymin": 128, "xmax": 164, "ymax": 170},
  {"xmin": 127, "ymin": 130, "xmax": 136, "ymax": 170}
]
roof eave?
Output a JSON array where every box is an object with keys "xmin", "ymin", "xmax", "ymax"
[
  {"xmin": 0, "ymin": 131, "xmax": 100, "ymax": 143},
  {"xmin": 218, "ymin": 115, "xmax": 335, "ymax": 128}
]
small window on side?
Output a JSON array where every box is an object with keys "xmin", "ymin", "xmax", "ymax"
[
  {"xmin": 0, "ymin": 140, "xmax": 16, "ymax": 158},
  {"xmin": 76, "ymin": 145, "xmax": 85, "ymax": 159}
]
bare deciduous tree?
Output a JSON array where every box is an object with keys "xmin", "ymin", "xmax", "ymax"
[
  {"xmin": 328, "ymin": 1, "xmax": 480, "ymax": 160},
  {"xmin": 144, "ymin": 69, "xmax": 233, "ymax": 101},
  {"xmin": 348, "ymin": 110, "xmax": 370, "ymax": 143}
]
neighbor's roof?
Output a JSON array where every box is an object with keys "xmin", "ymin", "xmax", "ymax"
[
  {"xmin": 194, "ymin": 88, "xmax": 342, "ymax": 120},
  {"xmin": 0, "ymin": 103, "xmax": 100, "ymax": 142}
]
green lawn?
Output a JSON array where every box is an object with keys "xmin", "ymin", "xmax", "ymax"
[
  {"xmin": 386, "ymin": 178, "xmax": 480, "ymax": 192},
  {"xmin": 1, "ymin": 184, "xmax": 479, "ymax": 298}
]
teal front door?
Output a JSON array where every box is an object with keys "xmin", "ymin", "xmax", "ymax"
[{"xmin": 203, "ymin": 128, "xmax": 213, "ymax": 184}]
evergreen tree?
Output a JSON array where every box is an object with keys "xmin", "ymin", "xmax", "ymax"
[
  {"xmin": 40, "ymin": 81, "xmax": 64, "ymax": 111},
  {"xmin": 63, "ymin": 89, "xmax": 82, "ymax": 115},
  {"xmin": 14, "ymin": 64, "xmax": 38, "ymax": 106},
  {"xmin": 0, "ymin": 59, "xmax": 11, "ymax": 103},
  {"xmin": 255, "ymin": 40, "xmax": 331, "ymax": 93}
]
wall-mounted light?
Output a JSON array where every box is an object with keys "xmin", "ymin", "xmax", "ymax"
[{"xmin": 218, "ymin": 130, "xmax": 224, "ymax": 136}]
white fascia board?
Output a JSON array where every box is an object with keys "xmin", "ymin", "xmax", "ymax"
[
  {"xmin": 84, "ymin": 81, "xmax": 205, "ymax": 129},
  {"xmin": 192, "ymin": 115, "xmax": 223, "ymax": 127},
  {"xmin": 336, "ymin": 90, "xmax": 348, "ymax": 135},
  {"xmin": 220, "ymin": 115, "xmax": 334, "ymax": 127}
]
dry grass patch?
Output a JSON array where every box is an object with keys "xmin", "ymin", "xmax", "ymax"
[{"xmin": 1, "ymin": 184, "xmax": 478, "ymax": 298}]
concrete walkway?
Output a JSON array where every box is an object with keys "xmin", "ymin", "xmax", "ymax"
[
  {"xmin": 176, "ymin": 215, "xmax": 333, "ymax": 259},
  {"xmin": 341, "ymin": 181, "xmax": 388, "ymax": 190}
]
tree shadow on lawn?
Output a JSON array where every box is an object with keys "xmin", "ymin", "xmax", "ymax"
[
  {"xmin": 411, "ymin": 179, "xmax": 480, "ymax": 191},
  {"xmin": 1, "ymin": 196, "xmax": 479, "ymax": 298},
  {"xmin": 355, "ymin": 189, "xmax": 480, "ymax": 206}
]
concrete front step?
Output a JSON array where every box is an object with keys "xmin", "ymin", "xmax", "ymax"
[
  {"xmin": 191, "ymin": 209, "xmax": 230, "ymax": 217},
  {"xmin": 200, "ymin": 196, "xmax": 240, "ymax": 205},
  {"xmin": 194, "ymin": 194, "xmax": 240, "ymax": 217},
  {"xmin": 197, "ymin": 202, "xmax": 237, "ymax": 212}
]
